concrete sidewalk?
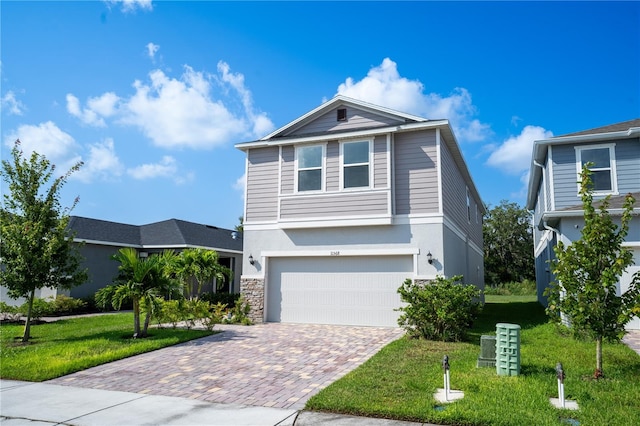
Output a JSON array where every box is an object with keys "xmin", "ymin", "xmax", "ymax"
[{"xmin": 0, "ymin": 380, "xmax": 430, "ymax": 426}]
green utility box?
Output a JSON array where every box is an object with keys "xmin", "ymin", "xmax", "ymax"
[
  {"xmin": 496, "ymin": 323, "xmax": 521, "ymax": 376},
  {"xmin": 477, "ymin": 335, "xmax": 496, "ymax": 367}
]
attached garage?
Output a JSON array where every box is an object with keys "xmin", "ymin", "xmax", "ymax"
[{"xmin": 266, "ymin": 255, "xmax": 414, "ymax": 327}]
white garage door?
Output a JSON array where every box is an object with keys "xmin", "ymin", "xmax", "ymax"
[
  {"xmin": 266, "ymin": 256, "xmax": 413, "ymax": 327},
  {"xmin": 620, "ymin": 247, "xmax": 640, "ymax": 330}
]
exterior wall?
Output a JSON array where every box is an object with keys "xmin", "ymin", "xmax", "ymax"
[
  {"xmin": 280, "ymin": 191, "xmax": 388, "ymax": 219},
  {"xmin": 393, "ymin": 130, "xmax": 439, "ymax": 215},
  {"xmin": 552, "ymin": 139, "xmax": 640, "ymax": 209},
  {"xmin": 441, "ymin": 141, "xmax": 483, "ymax": 249},
  {"xmin": 70, "ymin": 243, "xmax": 121, "ymax": 299},
  {"xmin": 287, "ymin": 107, "xmax": 403, "ymax": 137},
  {"xmin": 245, "ymin": 147, "xmax": 279, "ymax": 222},
  {"xmin": 373, "ymin": 135, "xmax": 388, "ymax": 188},
  {"xmin": 443, "ymin": 225, "xmax": 485, "ymax": 291},
  {"xmin": 241, "ymin": 222, "xmax": 442, "ymax": 279}
]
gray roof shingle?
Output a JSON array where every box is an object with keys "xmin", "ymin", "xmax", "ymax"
[
  {"xmin": 559, "ymin": 118, "xmax": 640, "ymax": 137},
  {"xmin": 69, "ymin": 216, "xmax": 242, "ymax": 252}
]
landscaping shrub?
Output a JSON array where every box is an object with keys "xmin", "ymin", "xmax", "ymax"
[
  {"xmin": 200, "ymin": 292, "xmax": 240, "ymax": 308},
  {"xmin": 397, "ymin": 275, "xmax": 481, "ymax": 341},
  {"xmin": 50, "ymin": 295, "xmax": 87, "ymax": 315},
  {"xmin": 483, "ymin": 279, "xmax": 536, "ymax": 296}
]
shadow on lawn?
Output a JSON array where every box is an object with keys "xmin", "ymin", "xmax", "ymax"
[{"xmin": 468, "ymin": 301, "xmax": 547, "ymax": 344}]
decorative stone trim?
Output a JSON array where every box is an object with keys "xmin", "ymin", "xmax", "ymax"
[{"xmin": 240, "ymin": 277, "xmax": 265, "ymax": 324}]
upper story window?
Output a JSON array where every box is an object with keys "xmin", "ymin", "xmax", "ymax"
[
  {"xmin": 575, "ymin": 144, "xmax": 617, "ymax": 194},
  {"xmin": 337, "ymin": 108, "xmax": 347, "ymax": 122},
  {"xmin": 296, "ymin": 145, "xmax": 324, "ymax": 192},
  {"xmin": 342, "ymin": 140, "xmax": 370, "ymax": 189},
  {"xmin": 466, "ymin": 187, "xmax": 471, "ymax": 222}
]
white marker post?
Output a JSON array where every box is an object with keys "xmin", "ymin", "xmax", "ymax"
[
  {"xmin": 443, "ymin": 355, "xmax": 450, "ymax": 401},
  {"xmin": 434, "ymin": 354, "xmax": 464, "ymax": 404},
  {"xmin": 556, "ymin": 362, "xmax": 566, "ymax": 408},
  {"xmin": 550, "ymin": 362, "xmax": 579, "ymax": 410}
]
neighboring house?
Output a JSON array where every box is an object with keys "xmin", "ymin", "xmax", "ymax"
[
  {"xmin": 0, "ymin": 216, "xmax": 243, "ymax": 305},
  {"xmin": 235, "ymin": 95, "xmax": 485, "ymax": 327},
  {"xmin": 526, "ymin": 118, "xmax": 640, "ymax": 330}
]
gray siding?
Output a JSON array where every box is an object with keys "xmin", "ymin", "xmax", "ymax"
[
  {"xmin": 441, "ymin": 141, "xmax": 483, "ymax": 249},
  {"xmin": 551, "ymin": 145, "xmax": 579, "ymax": 209},
  {"xmin": 616, "ymin": 138, "xmax": 640, "ymax": 193},
  {"xmin": 280, "ymin": 191, "xmax": 389, "ymax": 219},
  {"xmin": 246, "ymin": 147, "xmax": 279, "ymax": 222},
  {"xmin": 281, "ymin": 146, "xmax": 294, "ymax": 194},
  {"xmin": 326, "ymin": 141, "xmax": 340, "ymax": 192},
  {"xmin": 373, "ymin": 136, "xmax": 388, "ymax": 188},
  {"xmin": 552, "ymin": 139, "xmax": 640, "ymax": 209},
  {"xmin": 70, "ymin": 244, "xmax": 120, "ymax": 299},
  {"xmin": 287, "ymin": 107, "xmax": 404, "ymax": 137},
  {"xmin": 394, "ymin": 130, "xmax": 439, "ymax": 214}
]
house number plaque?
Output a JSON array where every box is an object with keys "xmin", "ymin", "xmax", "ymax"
[{"xmin": 330, "ymin": 251, "xmax": 341, "ymax": 256}]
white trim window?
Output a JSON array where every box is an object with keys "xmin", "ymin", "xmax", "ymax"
[
  {"xmin": 296, "ymin": 144, "xmax": 324, "ymax": 192},
  {"xmin": 341, "ymin": 140, "xmax": 371, "ymax": 189},
  {"xmin": 575, "ymin": 144, "xmax": 617, "ymax": 194}
]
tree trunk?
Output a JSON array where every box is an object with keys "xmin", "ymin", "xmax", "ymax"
[
  {"xmin": 133, "ymin": 298, "xmax": 141, "ymax": 338},
  {"xmin": 142, "ymin": 310, "xmax": 151, "ymax": 338},
  {"xmin": 595, "ymin": 335, "xmax": 604, "ymax": 378},
  {"xmin": 21, "ymin": 289, "xmax": 36, "ymax": 343}
]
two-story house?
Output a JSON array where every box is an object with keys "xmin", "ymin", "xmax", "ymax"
[
  {"xmin": 526, "ymin": 118, "xmax": 640, "ymax": 330},
  {"xmin": 235, "ymin": 95, "xmax": 485, "ymax": 327}
]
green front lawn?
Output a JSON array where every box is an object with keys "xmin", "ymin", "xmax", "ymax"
[
  {"xmin": 0, "ymin": 313, "xmax": 213, "ymax": 381},
  {"xmin": 306, "ymin": 298, "xmax": 640, "ymax": 426}
]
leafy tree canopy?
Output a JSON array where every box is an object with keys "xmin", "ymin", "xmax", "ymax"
[
  {"xmin": 0, "ymin": 140, "xmax": 87, "ymax": 342},
  {"xmin": 483, "ymin": 200, "xmax": 534, "ymax": 286}
]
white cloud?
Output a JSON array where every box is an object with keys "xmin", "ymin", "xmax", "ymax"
[
  {"xmin": 74, "ymin": 138, "xmax": 124, "ymax": 183},
  {"xmin": 127, "ymin": 155, "xmax": 177, "ymax": 180},
  {"xmin": 106, "ymin": 0, "xmax": 153, "ymax": 13},
  {"xmin": 486, "ymin": 125, "xmax": 553, "ymax": 175},
  {"xmin": 66, "ymin": 94, "xmax": 106, "ymax": 127},
  {"xmin": 87, "ymin": 92, "xmax": 119, "ymax": 117},
  {"xmin": 146, "ymin": 42, "xmax": 159, "ymax": 60},
  {"xmin": 336, "ymin": 58, "xmax": 491, "ymax": 143},
  {"xmin": 233, "ymin": 172, "xmax": 246, "ymax": 197},
  {"xmin": 1, "ymin": 91, "xmax": 25, "ymax": 115},
  {"xmin": 120, "ymin": 64, "xmax": 273, "ymax": 148},
  {"xmin": 4, "ymin": 121, "xmax": 83, "ymax": 175}
]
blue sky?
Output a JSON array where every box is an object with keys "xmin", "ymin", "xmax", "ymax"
[{"xmin": 2, "ymin": 1, "xmax": 639, "ymax": 230}]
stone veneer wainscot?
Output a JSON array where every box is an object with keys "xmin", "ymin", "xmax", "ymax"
[{"xmin": 240, "ymin": 277, "xmax": 265, "ymax": 324}]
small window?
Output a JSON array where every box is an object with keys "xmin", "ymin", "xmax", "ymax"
[
  {"xmin": 296, "ymin": 145, "xmax": 324, "ymax": 192},
  {"xmin": 337, "ymin": 108, "xmax": 347, "ymax": 122},
  {"xmin": 466, "ymin": 188, "xmax": 471, "ymax": 222},
  {"xmin": 342, "ymin": 140, "xmax": 370, "ymax": 189},
  {"xmin": 575, "ymin": 145, "xmax": 616, "ymax": 194}
]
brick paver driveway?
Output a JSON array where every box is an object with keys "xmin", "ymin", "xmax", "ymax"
[{"xmin": 48, "ymin": 323, "xmax": 403, "ymax": 410}]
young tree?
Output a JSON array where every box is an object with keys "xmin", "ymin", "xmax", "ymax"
[
  {"xmin": 483, "ymin": 200, "xmax": 535, "ymax": 286},
  {"xmin": 173, "ymin": 248, "xmax": 232, "ymax": 299},
  {"xmin": 546, "ymin": 166, "xmax": 640, "ymax": 378},
  {"xmin": 95, "ymin": 248, "xmax": 178, "ymax": 337},
  {"xmin": 0, "ymin": 140, "xmax": 87, "ymax": 342}
]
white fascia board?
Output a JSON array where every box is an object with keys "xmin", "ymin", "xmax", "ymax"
[
  {"xmin": 261, "ymin": 248, "xmax": 420, "ymax": 258},
  {"xmin": 278, "ymin": 215, "xmax": 393, "ymax": 229},
  {"xmin": 141, "ymin": 244, "xmax": 243, "ymax": 254},
  {"xmin": 542, "ymin": 208, "xmax": 640, "ymax": 221},
  {"xmin": 235, "ymin": 121, "xmax": 449, "ymax": 150},
  {"xmin": 73, "ymin": 238, "xmax": 141, "ymax": 248}
]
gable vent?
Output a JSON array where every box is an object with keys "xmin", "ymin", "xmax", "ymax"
[{"xmin": 337, "ymin": 108, "xmax": 347, "ymax": 122}]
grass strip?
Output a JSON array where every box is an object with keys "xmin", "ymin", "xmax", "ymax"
[
  {"xmin": 0, "ymin": 313, "xmax": 213, "ymax": 381},
  {"xmin": 306, "ymin": 298, "xmax": 640, "ymax": 426}
]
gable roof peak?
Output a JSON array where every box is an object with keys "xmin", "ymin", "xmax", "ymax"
[{"xmin": 260, "ymin": 95, "xmax": 428, "ymax": 141}]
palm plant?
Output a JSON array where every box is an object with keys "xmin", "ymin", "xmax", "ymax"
[
  {"xmin": 96, "ymin": 248, "xmax": 178, "ymax": 337},
  {"xmin": 173, "ymin": 248, "xmax": 232, "ymax": 300}
]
